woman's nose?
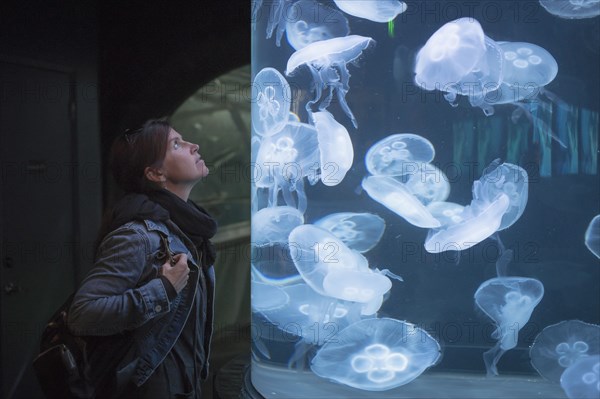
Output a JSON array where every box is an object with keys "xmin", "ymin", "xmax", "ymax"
[{"xmin": 191, "ymin": 143, "xmax": 199, "ymax": 153}]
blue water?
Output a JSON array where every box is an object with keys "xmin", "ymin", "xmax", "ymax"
[{"xmin": 251, "ymin": 1, "xmax": 599, "ymax": 397}]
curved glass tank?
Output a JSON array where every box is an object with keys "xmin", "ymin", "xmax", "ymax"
[{"xmin": 250, "ymin": 1, "xmax": 600, "ymax": 398}]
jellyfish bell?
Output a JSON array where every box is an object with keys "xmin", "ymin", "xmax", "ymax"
[
  {"xmin": 403, "ymin": 163, "xmax": 451, "ymax": 206},
  {"xmin": 365, "ymin": 134, "xmax": 436, "ymax": 177},
  {"xmin": 426, "ymin": 201, "xmax": 465, "ymax": 228},
  {"xmin": 252, "ymin": 281, "xmax": 290, "ymax": 311},
  {"xmin": 424, "ymin": 193, "xmax": 510, "ymax": 253},
  {"xmin": 286, "ymin": 35, "xmax": 376, "ymax": 128},
  {"xmin": 252, "ymin": 67, "xmax": 292, "ymax": 137},
  {"xmin": 539, "ymin": 0, "xmax": 600, "ymax": 19},
  {"xmin": 472, "ymin": 160, "xmax": 529, "ymax": 230},
  {"xmin": 314, "ymin": 212, "xmax": 386, "ymax": 253},
  {"xmin": 415, "ymin": 18, "xmax": 487, "ymax": 91},
  {"xmin": 560, "ymin": 355, "xmax": 600, "ymax": 399},
  {"xmin": 333, "ymin": 0, "xmax": 407, "ymax": 23},
  {"xmin": 252, "ymin": 206, "xmax": 304, "ymax": 247},
  {"xmin": 322, "ymin": 269, "xmax": 392, "ymax": 304},
  {"xmin": 585, "ymin": 215, "xmax": 600, "ymax": 258},
  {"xmin": 310, "ymin": 318, "xmax": 441, "ymax": 391},
  {"xmin": 474, "ymin": 276, "xmax": 544, "ymax": 376},
  {"xmin": 498, "ymin": 41, "xmax": 558, "ymax": 89},
  {"xmin": 362, "ymin": 175, "xmax": 442, "ymax": 229},
  {"xmin": 530, "ymin": 320, "xmax": 600, "ymax": 382},
  {"xmin": 312, "ymin": 111, "xmax": 354, "ymax": 186},
  {"xmin": 285, "ymin": 0, "xmax": 350, "ymax": 50}
]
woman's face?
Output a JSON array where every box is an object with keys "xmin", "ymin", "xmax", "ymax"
[{"xmin": 161, "ymin": 128, "xmax": 209, "ymax": 185}]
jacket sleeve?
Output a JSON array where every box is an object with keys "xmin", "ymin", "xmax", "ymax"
[{"xmin": 68, "ymin": 227, "xmax": 171, "ymax": 336}]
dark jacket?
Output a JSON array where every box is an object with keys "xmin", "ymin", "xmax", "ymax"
[{"xmin": 68, "ymin": 218, "xmax": 215, "ymax": 396}]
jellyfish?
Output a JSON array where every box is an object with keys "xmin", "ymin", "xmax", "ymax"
[
  {"xmin": 254, "ymin": 120, "xmax": 320, "ymax": 213},
  {"xmin": 365, "ymin": 133, "xmax": 435, "ymax": 176},
  {"xmin": 415, "ymin": 18, "xmax": 503, "ymax": 109},
  {"xmin": 585, "ymin": 215, "xmax": 600, "ymax": 258},
  {"xmin": 252, "ymin": 281, "xmax": 290, "ymax": 311},
  {"xmin": 322, "ymin": 269, "xmax": 392, "ymax": 315},
  {"xmin": 362, "ymin": 175, "xmax": 442, "ymax": 228},
  {"xmin": 539, "ymin": 0, "xmax": 600, "ymax": 19},
  {"xmin": 560, "ymin": 355, "xmax": 600, "ymax": 399},
  {"xmin": 402, "ymin": 163, "xmax": 451, "ymax": 206},
  {"xmin": 474, "ymin": 277, "xmax": 544, "ymax": 376},
  {"xmin": 310, "ymin": 318, "xmax": 441, "ymax": 391},
  {"xmin": 426, "ymin": 201, "xmax": 465, "ymax": 228},
  {"xmin": 285, "ymin": 0, "xmax": 350, "ymax": 50},
  {"xmin": 285, "ymin": 35, "xmax": 376, "ymax": 128},
  {"xmin": 252, "ymin": 0, "xmax": 294, "ymax": 46},
  {"xmin": 312, "ymin": 111, "xmax": 354, "ymax": 187},
  {"xmin": 424, "ymin": 194, "xmax": 510, "ymax": 253},
  {"xmin": 251, "ymin": 67, "xmax": 292, "ymax": 137},
  {"xmin": 314, "ymin": 212, "xmax": 386, "ymax": 253},
  {"xmin": 259, "ymin": 283, "xmax": 363, "ymax": 346},
  {"xmin": 472, "ymin": 160, "xmax": 529, "ymax": 231},
  {"xmin": 530, "ymin": 320, "xmax": 600, "ymax": 382},
  {"xmin": 333, "ymin": 0, "xmax": 407, "ymax": 23},
  {"xmin": 288, "ymin": 224, "xmax": 369, "ymax": 296},
  {"xmin": 252, "ymin": 206, "xmax": 304, "ymax": 247},
  {"xmin": 478, "ymin": 41, "xmax": 558, "ymax": 116}
]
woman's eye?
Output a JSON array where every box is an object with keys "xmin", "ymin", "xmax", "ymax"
[{"xmin": 173, "ymin": 141, "xmax": 180, "ymax": 149}]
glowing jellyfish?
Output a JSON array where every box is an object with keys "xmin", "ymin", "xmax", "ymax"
[
  {"xmin": 311, "ymin": 318, "xmax": 441, "ymax": 391},
  {"xmin": 323, "ymin": 269, "xmax": 392, "ymax": 315},
  {"xmin": 333, "ymin": 0, "xmax": 407, "ymax": 22},
  {"xmin": 415, "ymin": 18, "xmax": 503, "ymax": 113},
  {"xmin": 286, "ymin": 35, "xmax": 376, "ymax": 128},
  {"xmin": 314, "ymin": 212, "xmax": 386, "ymax": 253},
  {"xmin": 530, "ymin": 320, "xmax": 600, "ymax": 382},
  {"xmin": 474, "ymin": 277, "xmax": 544, "ymax": 376},
  {"xmin": 561, "ymin": 355, "xmax": 600, "ymax": 399},
  {"xmin": 403, "ymin": 163, "xmax": 451, "ymax": 205},
  {"xmin": 585, "ymin": 215, "xmax": 600, "ymax": 258},
  {"xmin": 285, "ymin": 0, "xmax": 350, "ymax": 50},
  {"xmin": 499, "ymin": 42, "xmax": 557, "ymax": 89},
  {"xmin": 252, "ymin": 206, "xmax": 304, "ymax": 246},
  {"xmin": 539, "ymin": 0, "xmax": 600, "ymax": 19},
  {"xmin": 254, "ymin": 120, "xmax": 320, "ymax": 212},
  {"xmin": 252, "ymin": 67, "xmax": 292, "ymax": 137},
  {"xmin": 252, "ymin": 281, "xmax": 290, "ymax": 311},
  {"xmin": 288, "ymin": 224, "xmax": 369, "ymax": 296},
  {"xmin": 424, "ymin": 194, "xmax": 509, "ymax": 253},
  {"xmin": 472, "ymin": 160, "xmax": 529, "ymax": 230},
  {"xmin": 426, "ymin": 201, "xmax": 465, "ymax": 228},
  {"xmin": 362, "ymin": 175, "xmax": 441, "ymax": 228},
  {"xmin": 365, "ymin": 134, "xmax": 435, "ymax": 176},
  {"xmin": 252, "ymin": 0, "xmax": 293, "ymax": 46},
  {"xmin": 259, "ymin": 283, "xmax": 362, "ymax": 346},
  {"xmin": 312, "ymin": 111, "xmax": 354, "ymax": 187}
]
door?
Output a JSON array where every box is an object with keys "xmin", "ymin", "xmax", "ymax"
[{"xmin": 0, "ymin": 60, "xmax": 76, "ymax": 398}]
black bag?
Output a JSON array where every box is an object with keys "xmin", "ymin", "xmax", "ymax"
[{"xmin": 33, "ymin": 294, "xmax": 95, "ymax": 399}]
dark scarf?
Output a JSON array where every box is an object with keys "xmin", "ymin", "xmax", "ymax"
[{"xmin": 106, "ymin": 190, "xmax": 217, "ymax": 267}]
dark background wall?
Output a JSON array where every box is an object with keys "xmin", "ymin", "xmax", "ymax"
[{"xmin": 0, "ymin": 1, "xmax": 249, "ymax": 397}]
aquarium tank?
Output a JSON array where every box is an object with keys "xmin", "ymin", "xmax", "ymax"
[{"xmin": 249, "ymin": 1, "xmax": 600, "ymax": 398}]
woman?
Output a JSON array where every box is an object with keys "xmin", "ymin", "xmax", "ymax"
[{"xmin": 68, "ymin": 119, "xmax": 217, "ymax": 398}]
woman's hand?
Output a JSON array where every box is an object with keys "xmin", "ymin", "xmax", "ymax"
[{"xmin": 161, "ymin": 253, "xmax": 189, "ymax": 293}]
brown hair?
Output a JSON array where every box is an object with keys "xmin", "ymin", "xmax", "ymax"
[{"xmin": 109, "ymin": 119, "xmax": 171, "ymax": 193}]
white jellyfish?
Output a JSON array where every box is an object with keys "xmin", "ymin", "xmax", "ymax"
[
  {"xmin": 530, "ymin": 320, "xmax": 600, "ymax": 382},
  {"xmin": 286, "ymin": 35, "xmax": 376, "ymax": 128},
  {"xmin": 333, "ymin": 0, "xmax": 407, "ymax": 23},
  {"xmin": 362, "ymin": 175, "xmax": 442, "ymax": 229},
  {"xmin": 312, "ymin": 110, "xmax": 354, "ymax": 187},
  {"xmin": 252, "ymin": 281, "xmax": 290, "ymax": 312},
  {"xmin": 426, "ymin": 201, "xmax": 465, "ymax": 228},
  {"xmin": 539, "ymin": 0, "xmax": 600, "ymax": 19},
  {"xmin": 585, "ymin": 215, "xmax": 600, "ymax": 258},
  {"xmin": 252, "ymin": 206, "xmax": 304, "ymax": 247},
  {"xmin": 560, "ymin": 355, "xmax": 600, "ymax": 399},
  {"xmin": 254, "ymin": 120, "xmax": 320, "ymax": 212},
  {"xmin": 474, "ymin": 277, "xmax": 544, "ymax": 376},
  {"xmin": 285, "ymin": 0, "xmax": 350, "ymax": 50},
  {"xmin": 365, "ymin": 133, "xmax": 435, "ymax": 176},
  {"xmin": 252, "ymin": 67, "xmax": 292, "ymax": 137},
  {"xmin": 311, "ymin": 318, "xmax": 441, "ymax": 391},
  {"xmin": 314, "ymin": 212, "xmax": 386, "ymax": 253},
  {"xmin": 402, "ymin": 163, "xmax": 451, "ymax": 206}
]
